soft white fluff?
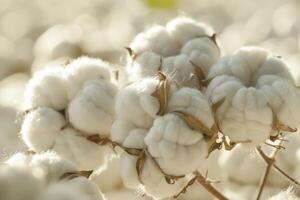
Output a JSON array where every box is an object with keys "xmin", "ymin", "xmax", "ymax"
[
  {"xmin": 206, "ymin": 47, "xmax": 300, "ymax": 145},
  {"xmin": 21, "ymin": 107, "xmax": 66, "ymax": 151},
  {"xmin": 90, "ymin": 156, "xmax": 123, "ymax": 192},
  {"xmin": 120, "ymin": 153, "xmax": 188, "ymax": 199},
  {"xmin": 53, "ymin": 128, "xmax": 109, "ymax": 170},
  {"xmin": 145, "ymin": 114, "xmax": 207, "ymax": 175},
  {"xmin": 115, "ymin": 77, "xmax": 161, "ymax": 128},
  {"xmin": 23, "ymin": 67, "xmax": 68, "ymax": 111},
  {"xmin": 7, "ymin": 151, "xmax": 77, "ymax": 183},
  {"xmin": 65, "ymin": 56, "xmax": 112, "ymax": 99},
  {"xmin": 0, "ymin": 165, "xmax": 44, "ymax": 200},
  {"xmin": 68, "ymin": 80, "xmax": 117, "ymax": 135},
  {"xmin": 268, "ymin": 188, "xmax": 299, "ymax": 200},
  {"xmin": 129, "ymin": 25, "xmax": 179, "ymax": 57},
  {"xmin": 181, "ymin": 37, "xmax": 220, "ymax": 76},
  {"xmin": 166, "ymin": 17, "xmax": 213, "ymax": 46}
]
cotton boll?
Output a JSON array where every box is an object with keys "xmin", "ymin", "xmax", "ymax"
[
  {"xmin": 90, "ymin": 156, "xmax": 123, "ymax": 192},
  {"xmin": 166, "ymin": 17, "xmax": 213, "ymax": 46},
  {"xmin": 6, "ymin": 152, "xmax": 32, "ymax": 168},
  {"xmin": 65, "ymin": 57, "xmax": 112, "ymax": 99},
  {"xmin": 120, "ymin": 153, "xmax": 188, "ymax": 199},
  {"xmin": 129, "ymin": 25, "xmax": 179, "ymax": 57},
  {"xmin": 145, "ymin": 114, "xmax": 207, "ymax": 175},
  {"xmin": 21, "ymin": 107, "xmax": 66, "ymax": 152},
  {"xmin": 0, "ymin": 165, "xmax": 43, "ymax": 200},
  {"xmin": 127, "ymin": 51, "xmax": 162, "ymax": 82},
  {"xmin": 38, "ymin": 183, "xmax": 87, "ymax": 200},
  {"xmin": 115, "ymin": 77, "xmax": 161, "ymax": 128},
  {"xmin": 53, "ymin": 128, "xmax": 108, "ymax": 170},
  {"xmin": 181, "ymin": 37, "xmax": 220, "ymax": 76},
  {"xmin": 206, "ymin": 76, "xmax": 273, "ymax": 144},
  {"xmin": 68, "ymin": 80, "xmax": 117, "ymax": 135},
  {"xmin": 23, "ymin": 67, "xmax": 68, "ymax": 111}
]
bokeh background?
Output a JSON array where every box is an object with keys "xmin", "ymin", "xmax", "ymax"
[{"xmin": 1, "ymin": 0, "xmax": 300, "ymax": 158}]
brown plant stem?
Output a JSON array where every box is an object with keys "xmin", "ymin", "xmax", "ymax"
[
  {"xmin": 174, "ymin": 171, "xmax": 228, "ymax": 200},
  {"xmin": 195, "ymin": 171, "xmax": 229, "ymax": 200},
  {"xmin": 256, "ymin": 147, "xmax": 300, "ymax": 186}
]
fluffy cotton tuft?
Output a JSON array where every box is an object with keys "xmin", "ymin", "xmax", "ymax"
[
  {"xmin": 268, "ymin": 188, "xmax": 299, "ymax": 200},
  {"xmin": 68, "ymin": 80, "xmax": 117, "ymax": 135},
  {"xmin": 21, "ymin": 107, "xmax": 66, "ymax": 152},
  {"xmin": 65, "ymin": 56, "xmax": 112, "ymax": 99},
  {"xmin": 23, "ymin": 67, "xmax": 68, "ymax": 111}
]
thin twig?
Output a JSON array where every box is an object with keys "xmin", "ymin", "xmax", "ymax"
[{"xmin": 195, "ymin": 171, "xmax": 228, "ymax": 200}]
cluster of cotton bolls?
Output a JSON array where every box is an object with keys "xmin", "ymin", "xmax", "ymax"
[
  {"xmin": 20, "ymin": 56, "xmax": 118, "ymax": 170},
  {"xmin": 109, "ymin": 16, "xmax": 300, "ymax": 200},
  {"xmin": 0, "ymin": 151, "xmax": 104, "ymax": 200}
]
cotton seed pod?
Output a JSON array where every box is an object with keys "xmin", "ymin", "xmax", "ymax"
[
  {"xmin": 21, "ymin": 107, "xmax": 66, "ymax": 152},
  {"xmin": 65, "ymin": 56, "xmax": 112, "ymax": 100},
  {"xmin": 129, "ymin": 25, "xmax": 179, "ymax": 57},
  {"xmin": 120, "ymin": 153, "xmax": 188, "ymax": 200},
  {"xmin": 38, "ymin": 183, "xmax": 87, "ymax": 200},
  {"xmin": 52, "ymin": 128, "xmax": 109, "ymax": 170},
  {"xmin": 181, "ymin": 37, "xmax": 220, "ymax": 77},
  {"xmin": 68, "ymin": 80, "xmax": 117, "ymax": 135},
  {"xmin": 0, "ymin": 165, "xmax": 43, "ymax": 200},
  {"xmin": 90, "ymin": 155, "xmax": 123, "ymax": 192},
  {"xmin": 206, "ymin": 47, "xmax": 300, "ymax": 145},
  {"xmin": 166, "ymin": 17, "xmax": 213, "ymax": 46},
  {"xmin": 23, "ymin": 67, "xmax": 68, "ymax": 111},
  {"xmin": 115, "ymin": 76, "xmax": 176, "ymax": 128},
  {"xmin": 145, "ymin": 114, "xmax": 208, "ymax": 175}
]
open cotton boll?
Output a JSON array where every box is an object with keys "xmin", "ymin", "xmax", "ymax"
[
  {"xmin": 268, "ymin": 188, "xmax": 299, "ymax": 200},
  {"xmin": 90, "ymin": 156, "xmax": 123, "ymax": 192},
  {"xmin": 166, "ymin": 17, "xmax": 213, "ymax": 46},
  {"xmin": 115, "ymin": 77, "xmax": 162, "ymax": 128},
  {"xmin": 181, "ymin": 37, "xmax": 220, "ymax": 76},
  {"xmin": 145, "ymin": 114, "xmax": 208, "ymax": 175},
  {"xmin": 65, "ymin": 56, "xmax": 112, "ymax": 99},
  {"xmin": 23, "ymin": 67, "xmax": 68, "ymax": 111},
  {"xmin": 120, "ymin": 153, "xmax": 188, "ymax": 200},
  {"xmin": 21, "ymin": 107, "xmax": 66, "ymax": 152},
  {"xmin": 53, "ymin": 128, "xmax": 109, "ymax": 170},
  {"xmin": 68, "ymin": 80, "xmax": 117, "ymax": 135},
  {"xmin": 0, "ymin": 165, "xmax": 43, "ymax": 200},
  {"xmin": 129, "ymin": 25, "xmax": 179, "ymax": 57},
  {"xmin": 206, "ymin": 47, "xmax": 300, "ymax": 145},
  {"xmin": 38, "ymin": 183, "xmax": 88, "ymax": 200}
]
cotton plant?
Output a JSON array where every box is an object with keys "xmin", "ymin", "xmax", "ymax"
[
  {"xmin": 20, "ymin": 56, "xmax": 118, "ymax": 170},
  {"xmin": 126, "ymin": 17, "xmax": 220, "ymax": 89},
  {"xmin": 0, "ymin": 151, "xmax": 104, "ymax": 200}
]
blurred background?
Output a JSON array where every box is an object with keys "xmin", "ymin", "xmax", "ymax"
[{"xmin": 0, "ymin": 0, "xmax": 300, "ymax": 157}]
